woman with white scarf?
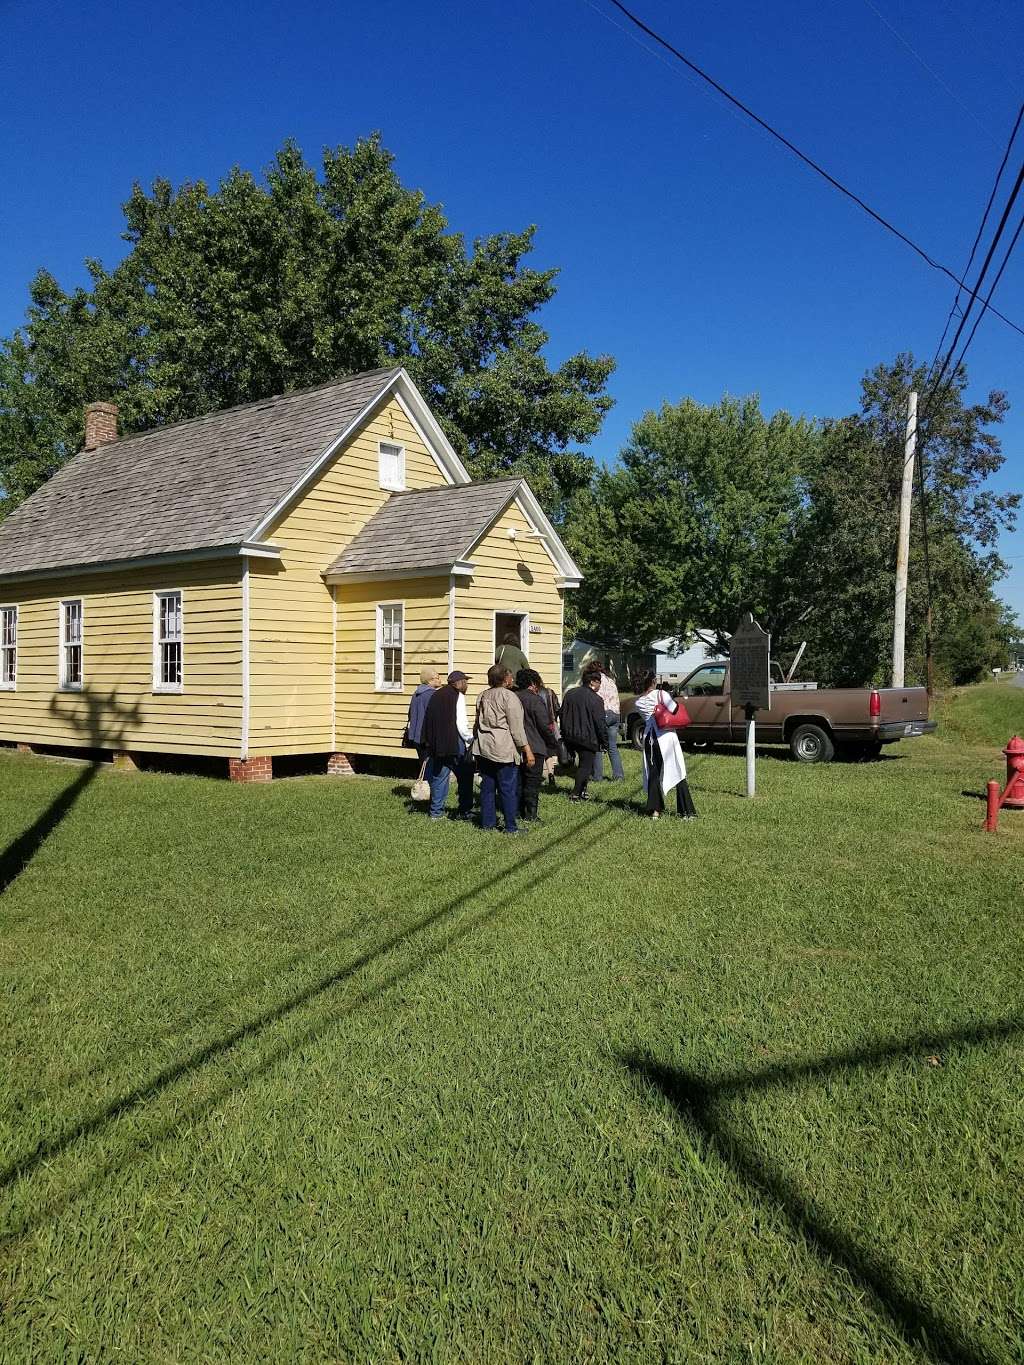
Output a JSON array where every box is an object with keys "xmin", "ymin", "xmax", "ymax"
[{"xmin": 634, "ymin": 670, "xmax": 698, "ymax": 820}]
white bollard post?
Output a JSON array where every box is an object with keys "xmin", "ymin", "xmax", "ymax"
[{"xmin": 746, "ymin": 706, "xmax": 756, "ymax": 799}]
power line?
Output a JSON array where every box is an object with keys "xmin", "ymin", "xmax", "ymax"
[
  {"xmin": 946, "ymin": 210, "xmax": 1024, "ymax": 381},
  {"xmin": 910, "ymin": 132, "xmax": 1024, "ymax": 693},
  {"xmin": 861, "ymin": 0, "xmax": 996, "ymax": 145},
  {"xmin": 929, "ymin": 102, "xmax": 1024, "ymax": 370},
  {"xmin": 921, "ymin": 158, "xmax": 1024, "ymax": 419},
  {"xmin": 597, "ymin": 0, "xmax": 1024, "ymax": 339}
]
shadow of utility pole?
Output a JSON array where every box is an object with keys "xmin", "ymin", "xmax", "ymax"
[
  {"xmin": 0, "ymin": 687, "xmax": 144, "ymax": 900},
  {"xmin": 622, "ymin": 1019, "xmax": 1024, "ymax": 1365},
  {"xmin": 0, "ymin": 762, "xmax": 98, "ymax": 895},
  {"xmin": 0, "ymin": 688, "xmax": 143, "ymax": 899},
  {"xmin": 0, "ymin": 795, "xmax": 628, "ymax": 1214}
]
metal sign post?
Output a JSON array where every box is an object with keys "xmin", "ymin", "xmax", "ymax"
[
  {"xmin": 730, "ymin": 613, "xmax": 771, "ymax": 798},
  {"xmin": 744, "ymin": 703, "xmax": 756, "ymax": 798}
]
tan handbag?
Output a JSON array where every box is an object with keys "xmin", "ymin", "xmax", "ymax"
[{"xmin": 410, "ymin": 761, "xmax": 430, "ymax": 802}]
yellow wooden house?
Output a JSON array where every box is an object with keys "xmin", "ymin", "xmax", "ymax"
[{"xmin": 0, "ymin": 368, "xmax": 582, "ymax": 780}]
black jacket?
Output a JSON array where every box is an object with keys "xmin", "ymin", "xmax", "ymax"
[
  {"xmin": 514, "ymin": 687, "xmax": 557, "ymax": 756},
  {"xmin": 559, "ymin": 684, "xmax": 608, "ymax": 754},
  {"xmin": 422, "ymin": 685, "xmax": 463, "ymax": 758}
]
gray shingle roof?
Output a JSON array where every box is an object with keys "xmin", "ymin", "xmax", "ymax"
[
  {"xmin": 326, "ymin": 479, "xmax": 524, "ymax": 577},
  {"xmin": 0, "ymin": 368, "xmax": 402, "ymax": 578}
]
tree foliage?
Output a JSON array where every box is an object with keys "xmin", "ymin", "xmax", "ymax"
[
  {"xmin": 798, "ymin": 355, "xmax": 1018, "ymax": 684},
  {"xmin": 0, "ymin": 136, "xmax": 614, "ymax": 517},
  {"xmin": 567, "ymin": 355, "xmax": 1019, "ymax": 687},
  {"xmin": 566, "ymin": 395, "xmax": 815, "ymax": 651}
]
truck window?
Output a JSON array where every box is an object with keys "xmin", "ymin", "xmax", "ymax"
[{"xmin": 685, "ymin": 665, "xmax": 727, "ymax": 696}]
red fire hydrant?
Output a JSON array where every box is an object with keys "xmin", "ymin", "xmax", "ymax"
[
  {"xmin": 1003, "ymin": 736, "xmax": 1024, "ymax": 809},
  {"xmin": 984, "ymin": 735, "xmax": 1024, "ymax": 830}
]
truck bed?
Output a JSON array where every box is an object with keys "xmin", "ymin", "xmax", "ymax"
[{"xmin": 622, "ymin": 668, "xmax": 935, "ymax": 761}]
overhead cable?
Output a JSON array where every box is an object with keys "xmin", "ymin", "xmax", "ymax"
[
  {"xmin": 921, "ymin": 158, "xmax": 1024, "ymax": 420},
  {"xmin": 929, "ymin": 101, "xmax": 1024, "ymax": 370},
  {"xmin": 598, "ymin": 0, "xmax": 1024, "ymax": 339}
]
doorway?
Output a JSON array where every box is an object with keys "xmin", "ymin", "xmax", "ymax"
[{"xmin": 494, "ymin": 612, "xmax": 527, "ymax": 664}]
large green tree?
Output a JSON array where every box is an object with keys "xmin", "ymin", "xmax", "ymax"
[
  {"xmin": 567, "ymin": 356, "xmax": 1018, "ymax": 687},
  {"xmin": 565, "ymin": 394, "xmax": 816, "ymax": 650},
  {"xmin": 798, "ymin": 355, "xmax": 1018, "ymax": 684},
  {"xmin": 0, "ymin": 136, "xmax": 614, "ymax": 517}
]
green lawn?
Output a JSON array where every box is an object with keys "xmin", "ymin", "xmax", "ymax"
[
  {"xmin": 1, "ymin": 691, "xmax": 1022, "ymax": 1363},
  {"xmin": 933, "ymin": 671, "xmax": 1024, "ymax": 748}
]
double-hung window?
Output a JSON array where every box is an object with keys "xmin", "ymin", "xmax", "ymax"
[
  {"xmin": 59, "ymin": 599, "xmax": 83, "ymax": 690},
  {"xmin": 154, "ymin": 590, "xmax": 183, "ymax": 692},
  {"xmin": 376, "ymin": 603, "xmax": 404, "ymax": 691},
  {"xmin": 0, "ymin": 606, "xmax": 16, "ymax": 688},
  {"xmin": 378, "ymin": 440, "xmax": 405, "ymax": 492}
]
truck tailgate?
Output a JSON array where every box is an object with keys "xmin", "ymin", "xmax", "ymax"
[{"xmin": 876, "ymin": 687, "xmax": 930, "ymax": 725}]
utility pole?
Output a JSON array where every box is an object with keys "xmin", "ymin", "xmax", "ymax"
[{"xmin": 892, "ymin": 390, "xmax": 918, "ymax": 688}]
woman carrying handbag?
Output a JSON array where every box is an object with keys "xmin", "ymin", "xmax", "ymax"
[{"xmin": 633, "ymin": 671, "xmax": 698, "ymax": 820}]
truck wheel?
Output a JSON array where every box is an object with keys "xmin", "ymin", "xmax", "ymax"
[
  {"xmin": 790, "ymin": 723, "xmax": 835, "ymax": 764},
  {"xmin": 628, "ymin": 716, "xmax": 644, "ymax": 751}
]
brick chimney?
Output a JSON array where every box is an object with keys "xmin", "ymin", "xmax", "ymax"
[{"xmin": 83, "ymin": 401, "xmax": 119, "ymax": 451}]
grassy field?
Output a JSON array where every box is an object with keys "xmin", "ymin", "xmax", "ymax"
[
  {"xmin": 933, "ymin": 671, "xmax": 1024, "ymax": 748},
  {"xmin": 1, "ymin": 684, "xmax": 1022, "ymax": 1363}
]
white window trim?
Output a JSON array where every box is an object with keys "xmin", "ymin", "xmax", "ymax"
[
  {"xmin": 375, "ymin": 601, "xmax": 405, "ymax": 692},
  {"xmin": 58, "ymin": 598, "xmax": 84, "ymax": 692},
  {"xmin": 152, "ymin": 589, "xmax": 184, "ymax": 694},
  {"xmin": 0, "ymin": 604, "xmax": 16, "ymax": 690},
  {"xmin": 378, "ymin": 440, "xmax": 406, "ymax": 492}
]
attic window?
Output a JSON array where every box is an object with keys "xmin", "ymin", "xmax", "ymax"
[{"xmin": 378, "ymin": 441, "xmax": 405, "ymax": 492}]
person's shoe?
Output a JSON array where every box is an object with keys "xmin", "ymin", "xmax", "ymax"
[
  {"xmin": 681, "ymin": 813, "xmax": 698, "ymax": 821},
  {"xmin": 649, "ymin": 811, "xmax": 661, "ymax": 821},
  {"xmin": 450, "ymin": 810, "xmax": 473, "ymax": 822},
  {"xmin": 429, "ymin": 813, "xmax": 447, "ymax": 821},
  {"xmin": 504, "ymin": 827, "xmax": 525, "ymax": 836}
]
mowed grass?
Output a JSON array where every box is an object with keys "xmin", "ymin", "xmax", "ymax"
[
  {"xmin": 0, "ymin": 702, "xmax": 1022, "ymax": 1362},
  {"xmin": 934, "ymin": 672, "xmax": 1024, "ymax": 748}
]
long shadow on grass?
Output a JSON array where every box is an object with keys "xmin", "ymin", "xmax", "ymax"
[
  {"xmin": 0, "ymin": 763, "xmax": 98, "ymax": 896},
  {"xmin": 623, "ymin": 1015, "xmax": 1023, "ymax": 1365},
  {"xmin": 60, "ymin": 775, "xmax": 662, "ymax": 1090},
  {"xmin": 0, "ymin": 795, "xmax": 629, "ymax": 1211},
  {"xmin": 1, "ymin": 688, "xmax": 144, "ymax": 897}
]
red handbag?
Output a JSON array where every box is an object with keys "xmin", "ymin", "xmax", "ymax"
[{"xmin": 653, "ymin": 695, "xmax": 691, "ymax": 730}]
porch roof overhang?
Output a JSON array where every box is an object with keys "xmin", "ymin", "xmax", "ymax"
[
  {"xmin": 0, "ymin": 540, "xmax": 282, "ymax": 586},
  {"xmin": 323, "ymin": 559, "xmax": 476, "ymax": 587},
  {"xmin": 321, "ymin": 477, "xmax": 583, "ymax": 589}
]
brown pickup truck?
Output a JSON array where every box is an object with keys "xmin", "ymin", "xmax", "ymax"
[{"xmin": 623, "ymin": 660, "xmax": 936, "ymax": 762}]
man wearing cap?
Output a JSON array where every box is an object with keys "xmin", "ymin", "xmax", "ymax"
[{"xmin": 421, "ymin": 670, "xmax": 475, "ymax": 821}]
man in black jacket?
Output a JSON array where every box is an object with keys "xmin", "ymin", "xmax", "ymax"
[
  {"xmin": 422, "ymin": 671, "xmax": 475, "ymax": 820},
  {"xmin": 559, "ymin": 670, "xmax": 608, "ymax": 802},
  {"xmin": 514, "ymin": 669, "xmax": 556, "ymax": 822}
]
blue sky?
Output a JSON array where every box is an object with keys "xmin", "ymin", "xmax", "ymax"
[{"xmin": 2, "ymin": 0, "xmax": 1022, "ymax": 611}]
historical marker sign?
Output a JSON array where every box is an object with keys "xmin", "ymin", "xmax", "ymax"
[{"xmin": 731, "ymin": 612, "xmax": 771, "ymax": 712}]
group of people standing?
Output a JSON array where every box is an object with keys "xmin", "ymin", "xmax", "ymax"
[
  {"xmin": 405, "ymin": 650, "xmax": 697, "ymax": 831},
  {"xmin": 406, "ymin": 663, "xmax": 560, "ymax": 836}
]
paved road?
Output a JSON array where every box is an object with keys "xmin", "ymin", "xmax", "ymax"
[{"xmin": 1016, "ymin": 671, "xmax": 1024, "ymax": 688}]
